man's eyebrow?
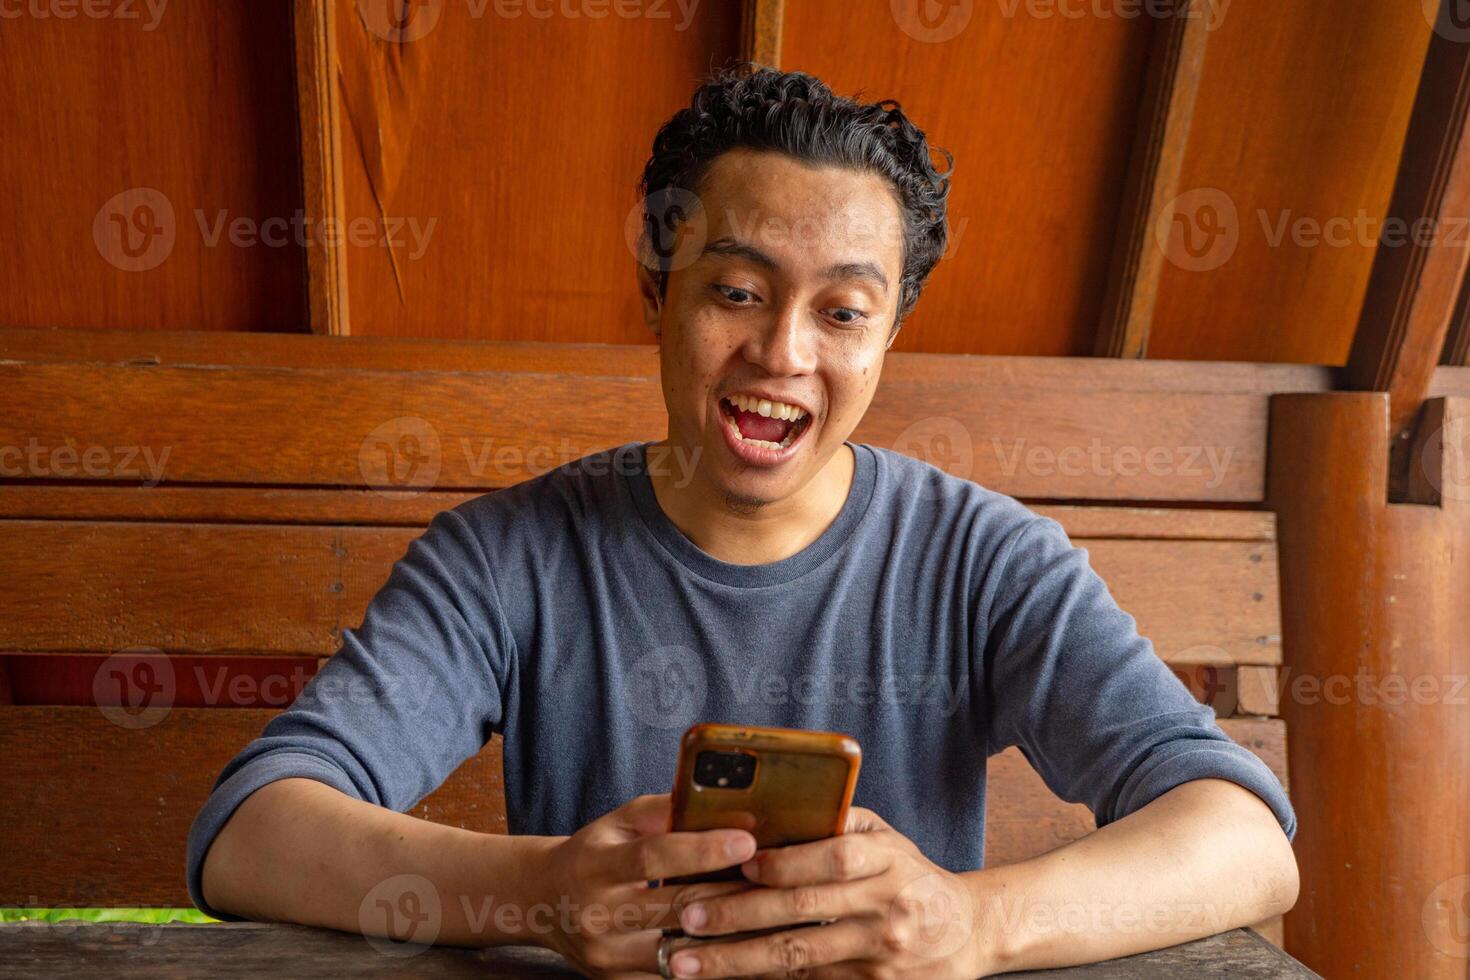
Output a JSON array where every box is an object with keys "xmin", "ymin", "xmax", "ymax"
[{"xmin": 701, "ymin": 238, "xmax": 890, "ymax": 293}]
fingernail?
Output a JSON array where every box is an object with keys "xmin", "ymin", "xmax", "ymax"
[
  {"xmin": 682, "ymin": 902, "xmax": 707, "ymax": 930},
  {"xmin": 672, "ymin": 952, "xmax": 701, "ymax": 976},
  {"xmin": 725, "ymin": 835, "xmax": 754, "ymax": 861}
]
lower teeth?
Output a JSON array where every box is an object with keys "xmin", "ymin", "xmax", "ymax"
[{"xmin": 726, "ymin": 407, "xmax": 801, "ymax": 450}]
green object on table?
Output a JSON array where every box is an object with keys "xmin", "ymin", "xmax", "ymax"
[{"xmin": 0, "ymin": 908, "xmax": 215, "ymax": 925}]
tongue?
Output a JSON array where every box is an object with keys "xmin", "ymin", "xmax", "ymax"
[{"xmin": 734, "ymin": 408, "xmax": 792, "ymax": 443}]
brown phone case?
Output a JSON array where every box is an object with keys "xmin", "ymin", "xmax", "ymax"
[{"xmin": 665, "ymin": 723, "xmax": 862, "ymax": 886}]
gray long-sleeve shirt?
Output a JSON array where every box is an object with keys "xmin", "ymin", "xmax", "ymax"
[{"xmin": 186, "ymin": 441, "xmax": 1294, "ymax": 918}]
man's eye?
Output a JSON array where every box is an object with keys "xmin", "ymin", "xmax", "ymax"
[
  {"xmin": 714, "ymin": 284, "xmax": 757, "ymax": 304},
  {"xmin": 826, "ymin": 308, "xmax": 866, "ymax": 326}
]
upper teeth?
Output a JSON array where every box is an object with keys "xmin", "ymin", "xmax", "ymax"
[{"xmin": 728, "ymin": 394, "xmax": 808, "ymax": 421}]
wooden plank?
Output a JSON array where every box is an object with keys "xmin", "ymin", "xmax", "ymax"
[
  {"xmin": 1344, "ymin": 12, "xmax": 1470, "ymax": 455},
  {"xmin": 0, "ymin": 522, "xmax": 1281, "ymax": 665},
  {"xmin": 741, "ymin": 0, "xmax": 783, "ymax": 68},
  {"xmin": 0, "ymin": 522, "xmax": 416, "ymax": 656},
  {"xmin": 0, "ymin": 708, "xmax": 1283, "ymax": 908},
  {"xmin": 1094, "ymin": 0, "xmax": 1211, "ymax": 358},
  {"xmin": 1441, "ymin": 268, "xmax": 1470, "ymax": 366},
  {"xmin": 0, "ymin": 707, "xmax": 505, "ymax": 907},
  {"xmin": 0, "ymin": 922, "xmax": 1316, "ymax": 978},
  {"xmin": 1236, "ymin": 665, "xmax": 1281, "ymax": 717},
  {"xmin": 0, "ymin": 359, "xmax": 1319, "ymax": 501},
  {"xmin": 0, "ymin": 486, "xmax": 1275, "ymax": 541},
  {"xmin": 292, "ymin": 0, "xmax": 351, "ymax": 336}
]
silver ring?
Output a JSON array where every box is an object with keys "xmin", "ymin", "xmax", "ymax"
[{"xmin": 657, "ymin": 933, "xmax": 677, "ymax": 979}]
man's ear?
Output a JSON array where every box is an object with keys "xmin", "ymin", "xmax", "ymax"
[{"xmin": 636, "ymin": 264, "xmax": 663, "ymax": 339}]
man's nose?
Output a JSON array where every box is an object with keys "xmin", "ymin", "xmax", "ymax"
[{"xmin": 742, "ymin": 302, "xmax": 818, "ymax": 377}]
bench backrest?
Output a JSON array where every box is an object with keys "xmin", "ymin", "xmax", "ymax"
[{"xmin": 0, "ymin": 329, "xmax": 1313, "ymax": 914}]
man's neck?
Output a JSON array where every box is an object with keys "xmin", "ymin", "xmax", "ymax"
[{"xmin": 646, "ymin": 442, "xmax": 856, "ymax": 566}]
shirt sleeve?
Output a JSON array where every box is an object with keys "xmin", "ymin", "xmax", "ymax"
[
  {"xmin": 185, "ymin": 506, "xmax": 513, "ymax": 919},
  {"xmin": 980, "ymin": 516, "xmax": 1295, "ymax": 841}
]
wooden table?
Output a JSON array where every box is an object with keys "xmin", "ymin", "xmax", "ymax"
[{"xmin": 0, "ymin": 921, "xmax": 1318, "ymax": 978}]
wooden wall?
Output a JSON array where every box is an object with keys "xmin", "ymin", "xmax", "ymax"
[{"xmin": 0, "ymin": 1, "xmax": 1434, "ymax": 363}]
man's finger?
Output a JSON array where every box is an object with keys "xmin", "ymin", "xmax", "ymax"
[
  {"xmin": 676, "ymin": 879, "xmax": 871, "ymax": 936},
  {"xmin": 665, "ymin": 919, "xmax": 874, "ymax": 979},
  {"xmin": 742, "ymin": 832, "xmax": 894, "ymax": 887},
  {"xmin": 603, "ymin": 828, "xmax": 757, "ymax": 885}
]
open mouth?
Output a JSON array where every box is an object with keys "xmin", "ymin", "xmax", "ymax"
[{"xmin": 719, "ymin": 394, "xmax": 814, "ymax": 452}]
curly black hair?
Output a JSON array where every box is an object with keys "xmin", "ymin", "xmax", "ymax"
[{"xmin": 637, "ymin": 64, "xmax": 953, "ymax": 328}]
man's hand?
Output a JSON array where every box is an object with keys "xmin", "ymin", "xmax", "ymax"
[
  {"xmin": 531, "ymin": 794, "xmax": 764, "ymax": 977},
  {"xmin": 662, "ymin": 807, "xmax": 993, "ymax": 979}
]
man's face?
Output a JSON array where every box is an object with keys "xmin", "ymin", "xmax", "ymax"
[{"xmin": 642, "ymin": 148, "xmax": 905, "ymax": 510}]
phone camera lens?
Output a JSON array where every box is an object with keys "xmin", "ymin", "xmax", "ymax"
[{"xmin": 693, "ymin": 750, "xmax": 756, "ymax": 790}]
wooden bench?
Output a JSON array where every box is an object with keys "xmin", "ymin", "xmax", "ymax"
[{"xmin": 0, "ymin": 328, "xmax": 1321, "ymax": 940}]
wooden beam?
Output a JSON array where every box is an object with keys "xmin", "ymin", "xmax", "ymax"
[
  {"xmin": 1094, "ymin": 0, "xmax": 1211, "ymax": 358},
  {"xmin": 741, "ymin": 0, "xmax": 784, "ymax": 69},
  {"xmin": 292, "ymin": 0, "xmax": 351, "ymax": 335},
  {"xmin": 1344, "ymin": 4, "xmax": 1470, "ymax": 454},
  {"xmin": 1441, "ymin": 267, "xmax": 1470, "ymax": 366}
]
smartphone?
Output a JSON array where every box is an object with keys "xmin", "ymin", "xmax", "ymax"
[{"xmin": 665, "ymin": 723, "xmax": 862, "ymax": 886}]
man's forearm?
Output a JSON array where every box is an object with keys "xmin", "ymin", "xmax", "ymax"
[
  {"xmin": 200, "ymin": 777, "xmax": 562, "ymax": 947},
  {"xmin": 966, "ymin": 778, "xmax": 1299, "ymax": 974}
]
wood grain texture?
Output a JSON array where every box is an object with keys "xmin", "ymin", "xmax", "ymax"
[
  {"xmin": 0, "ymin": 2, "xmax": 308, "ymax": 331},
  {"xmin": 741, "ymin": 0, "xmax": 784, "ymax": 67},
  {"xmin": 0, "ymin": 921, "xmax": 1317, "ymax": 978},
  {"xmin": 0, "ymin": 354, "xmax": 1332, "ymax": 501},
  {"xmin": 0, "ymin": 707, "xmax": 505, "ymax": 906},
  {"xmin": 332, "ymin": 0, "xmax": 742, "ymax": 341},
  {"xmin": 1094, "ymin": 0, "xmax": 1211, "ymax": 359},
  {"xmin": 1268, "ymin": 393, "xmax": 1470, "ymax": 978},
  {"xmin": 0, "ymin": 486, "xmax": 1275, "ymax": 540},
  {"xmin": 780, "ymin": 0, "xmax": 1154, "ymax": 356},
  {"xmin": 1345, "ymin": 14, "xmax": 1470, "ymax": 459},
  {"xmin": 294, "ymin": 0, "xmax": 352, "ymax": 335},
  {"xmin": 0, "ymin": 522, "xmax": 1280, "ymax": 666},
  {"xmin": 0, "ymin": 708, "xmax": 1283, "ymax": 909},
  {"xmin": 1149, "ymin": 1, "xmax": 1432, "ymax": 364}
]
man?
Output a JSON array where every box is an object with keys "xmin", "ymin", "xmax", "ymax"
[{"xmin": 189, "ymin": 66, "xmax": 1297, "ymax": 978}]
